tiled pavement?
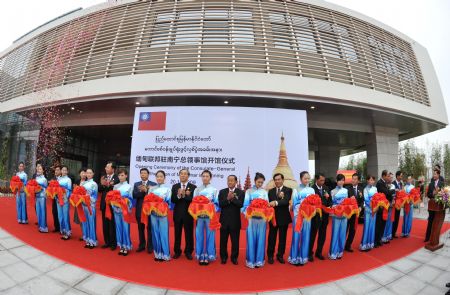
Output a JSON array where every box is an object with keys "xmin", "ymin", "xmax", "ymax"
[{"xmin": 1, "ymin": 208, "xmax": 449, "ymax": 295}]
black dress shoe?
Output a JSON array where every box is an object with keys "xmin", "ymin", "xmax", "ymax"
[
  {"xmin": 308, "ymin": 256, "xmax": 314, "ymax": 262},
  {"xmin": 315, "ymin": 254, "xmax": 325, "ymax": 260},
  {"xmin": 344, "ymin": 248, "xmax": 354, "ymax": 253},
  {"xmin": 446, "ymin": 282, "xmax": 450, "ymax": 288},
  {"xmin": 231, "ymin": 258, "xmax": 238, "ymax": 265},
  {"xmin": 110, "ymin": 246, "xmax": 117, "ymax": 251},
  {"xmin": 185, "ymin": 253, "xmax": 193, "ymax": 260},
  {"xmin": 268, "ymin": 257, "xmax": 274, "ymax": 264},
  {"xmin": 147, "ymin": 249, "xmax": 153, "ymax": 254},
  {"xmin": 221, "ymin": 259, "xmax": 227, "ymax": 264},
  {"xmin": 173, "ymin": 253, "xmax": 181, "ymax": 259},
  {"xmin": 136, "ymin": 247, "xmax": 145, "ymax": 253},
  {"xmin": 277, "ymin": 256, "xmax": 285, "ymax": 264},
  {"xmin": 52, "ymin": 229, "xmax": 59, "ymax": 233},
  {"xmin": 393, "ymin": 235, "xmax": 398, "ymax": 239},
  {"xmin": 101, "ymin": 244, "xmax": 109, "ymax": 249}
]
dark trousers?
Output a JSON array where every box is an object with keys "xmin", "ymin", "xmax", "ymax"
[
  {"xmin": 173, "ymin": 217, "xmax": 194, "ymax": 255},
  {"xmin": 425, "ymin": 210, "xmax": 435, "ymax": 241},
  {"xmin": 309, "ymin": 215, "xmax": 321, "ymax": 257},
  {"xmin": 101, "ymin": 207, "xmax": 116, "ymax": 247},
  {"xmin": 220, "ymin": 225, "xmax": 240, "ymax": 260},
  {"xmin": 375, "ymin": 208, "xmax": 386, "ymax": 245},
  {"xmin": 315, "ymin": 213, "xmax": 329, "ymax": 255},
  {"xmin": 137, "ymin": 217, "xmax": 153, "ymax": 250},
  {"xmin": 52, "ymin": 198, "xmax": 60, "ymax": 231},
  {"xmin": 267, "ymin": 223, "xmax": 288, "ymax": 258},
  {"xmin": 345, "ymin": 215, "xmax": 356, "ymax": 249},
  {"xmin": 392, "ymin": 208, "xmax": 401, "ymax": 237}
]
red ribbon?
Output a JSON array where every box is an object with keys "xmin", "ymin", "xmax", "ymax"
[
  {"xmin": 294, "ymin": 194, "xmax": 322, "ymax": 232},
  {"xmin": 105, "ymin": 190, "xmax": 133, "ymax": 223},
  {"xmin": 371, "ymin": 193, "xmax": 390, "ymax": 220},
  {"xmin": 405, "ymin": 187, "xmax": 421, "ymax": 215},
  {"xmin": 188, "ymin": 196, "xmax": 221, "ymax": 230},
  {"xmin": 46, "ymin": 180, "xmax": 66, "ymax": 206},
  {"xmin": 70, "ymin": 186, "xmax": 91, "ymax": 223},
  {"xmin": 245, "ymin": 198, "xmax": 276, "ymax": 227},
  {"xmin": 10, "ymin": 176, "xmax": 23, "ymax": 195},
  {"xmin": 323, "ymin": 197, "xmax": 360, "ymax": 228},
  {"xmin": 24, "ymin": 179, "xmax": 42, "ymax": 199},
  {"xmin": 141, "ymin": 193, "xmax": 169, "ymax": 225}
]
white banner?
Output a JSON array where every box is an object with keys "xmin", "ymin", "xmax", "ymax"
[{"xmin": 129, "ymin": 106, "xmax": 308, "ymax": 189}]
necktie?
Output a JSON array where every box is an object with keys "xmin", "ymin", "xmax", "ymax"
[
  {"xmin": 182, "ymin": 184, "xmax": 186, "ymax": 189},
  {"xmin": 354, "ymin": 187, "xmax": 357, "ymax": 196},
  {"xmin": 319, "ymin": 188, "xmax": 323, "ymax": 196},
  {"xmin": 276, "ymin": 188, "xmax": 280, "ymax": 196}
]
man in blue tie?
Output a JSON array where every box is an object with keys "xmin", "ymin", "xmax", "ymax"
[
  {"xmin": 391, "ymin": 170, "xmax": 403, "ymax": 238},
  {"xmin": 132, "ymin": 168, "xmax": 156, "ymax": 253}
]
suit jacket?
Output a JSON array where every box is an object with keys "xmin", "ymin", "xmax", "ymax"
[
  {"xmin": 427, "ymin": 179, "xmax": 445, "ymax": 199},
  {"xmin": 346, "ymin": 184, "xmax": 364, "ymax": 209},
  {"xmin": 218, "ymin": 187, "xmax": 245, "ymax": 230},
  {"xmin": 171, "ymin": 182, "xmax": 197, "ymax": 222},
  {"xmin": 99, "ymin": 174, "xmax": 120, "ymax": 211},
  {"xmin": 313, "ymin": 184, "xmax": 332, "ymax": 209},
  {"xmin": 133, "ymin": 180, "xmax": 157, "ymax": 218},
  {"xmin": 268, "ymin": 186, "xmax": 293, "ymax": 226},
  {"xmin": 376, "ymin": 179, "xmax": 395, "ymax": 202},
  {"xmin": 393, "ymin": 180, "xmax": 403, "ymax": 190}
]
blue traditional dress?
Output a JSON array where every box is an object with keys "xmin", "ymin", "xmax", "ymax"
[
  {"xmin": 382, "ymin": 184, "xmax": 396, "ymax": 243},
  {"xmin": 242, "ymin": 186, "xmax": 269, "ymax": 268},
  {"xmin": 113, "ymin": 182, "xmax": 133, "ymax": 251},
  {"xmin": 35, "ymin": 174, "xmax": 48, "ymax": 232},
  {"xmin": 193, "ymin": 184, "xmax": 219, "ymax": 262},
  {"xmin": 15, "ymin": 171, "xmax": 28, "ymax": 224},
  {"xmin": 328, "ymin": 186, "xmax": 348, "ymax": 259},
  {"xmin": 57, "ymin": 176, "xmax": 72, "ymax": 237},
  {"xmin": 149, "ymin": 184, "xmax": 172, "ymax": 260},
  {"xmin": 288, "ymin": 185, "xmax": 315, "ymax": 265},
  {"xmin": 402, "ymin": 183, "xmax": 415, "ymax": 237},
  {"xmin": 360, "ymin": 185, "xmax": 378, "ymax": 250},
  {"xmin": 82, "ymin": 179, "xmax": 98, "ymax": 246}
]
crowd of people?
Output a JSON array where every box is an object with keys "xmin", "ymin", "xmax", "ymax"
[{"xmin": 11, "ymin": 161, "xmax": 444, "ymax": 269}]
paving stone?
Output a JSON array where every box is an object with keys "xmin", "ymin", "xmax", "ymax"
[{"xmin": 75, "ymin": 273, "xmax": 126, "ymax": 295}]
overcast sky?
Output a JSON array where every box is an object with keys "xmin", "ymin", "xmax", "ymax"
[{"xmin": 0, "ymin": 0, "xmax": 449, "ymax": 150}]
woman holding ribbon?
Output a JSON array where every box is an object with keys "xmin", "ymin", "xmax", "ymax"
[
  {"xmin": 13, "ymin": 162, "xmax": 28, "ymax": 224},
  {"xmin": 33, "ymin": 164, "xmax": 48, "ymax": 233},
  {"xmin": 288, "ymin": 171, "xmax": 316, "ymax": 266},
  {"xmin": 360, "ymin": 175, "xmax": 378, "ymax": 251},
  {"xmin": 382, "ymin": 174, "xmax": 396, "ymax": 244},
  {"xmin": 111, "ymin": 169, "xmax": 133, "ymax": 256},
  {"xmin": 402, "ymin": 175, "xmax": 416, "ymax": 237},
  {"xmin": 57, "ymin": 166, "xmax": 72, "ymax": 240},
  {"xmin": 242, "ymin": 172, "xmax": 270, "ymax": 268},
  {"xmin": 328, "ymin": 174, "xmax": 348, "ymax": 260},
  {"xmin": 82, "ymin": 168, "xmax": 98, "ymax": 249},
  {"xmin": 192, "ymin": 170, "xmax": 219, "ymax": 265},
  {"xmin": 148, "ymin": 170, "xmax": 172, "ymax": 261}
]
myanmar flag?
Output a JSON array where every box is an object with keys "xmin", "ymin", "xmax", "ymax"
[{"xmin": 138, "ymin": 112, "xmax": 166, "ymax": 131}]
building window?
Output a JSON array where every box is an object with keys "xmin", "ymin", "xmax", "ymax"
[
  {"xmin": 269, "ymin": 12, "xmax": 294, "ymax": 49},
  {"xmin": 149, "ymin": 12, "xmax": 175, "ymax": 48}
]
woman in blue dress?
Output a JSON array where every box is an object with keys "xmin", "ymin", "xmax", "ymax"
[
  {"xmin": 382, "ymin": 175, "xmax": 396, "ymax": 244},
  {"xmin": 193, "ymin": 170, "xmax": 219, "ymax": 265},
  {"xmin": 360, "ymin": 175, "xmax": 378, "ymax": 251},
  {"xmin": 15, "ymin": 162, "xmax": 28, "ymax": 224},
  {"xmin": 57, "ymin": 166, "xmax": 72, "ymax": 240},
  {"xmin": 148, "ymin": 170, "xmax": 172, "ymax": 261},
  {"xmin": 328, "ymin": 174, "xmax": 348, "ymax": 260},
  {"xmin": 242, "ymin": 172, "xmax": 269, "ymax": 268},
  {"xmin": 34, "ymin": 164, "xmax": 48, "ymax": 233},
  {"xmin": 402, "ymin": 175, "xmax": 415, "ymax": 237},
  {"xmin": 288, "ymin": 171, "xmax": 315, "ymax": 266},
  {"xmin": 75, "ymin": 168, "xmax": 87, "ymax": 241},
  {"xmin": 82, "ymin": 168, "xmax": 98, "ymax": 249},
  {"xmin": 113, "ymin": 169, "xmax": 133, "ymax": 256}
]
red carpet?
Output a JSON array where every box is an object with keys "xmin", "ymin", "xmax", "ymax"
[{"xmin": 0, "ymin": 197, "xmax": 448, "ymax": 293}]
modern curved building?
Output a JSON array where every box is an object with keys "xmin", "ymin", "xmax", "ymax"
[{"xmin": 0, "ymin": 0, "xmax": 447, "ymax": 179}]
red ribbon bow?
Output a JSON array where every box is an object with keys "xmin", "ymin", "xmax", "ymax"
[
  {"xmin": 246, "ymin": 198, "xmax": 276, "ymax": 226},
  {"xmin": 70, "ymin": 186, "xmax": 91, "ymax": 223},
  {"xmin": 323, "ymin": 197, "xmax": 360, "ymax": 228},
  {"xmin": 46, "ymin": 180, "xmax": 66, "ymax": 206},
  {"xmin": 105, "ymin": 190, "xmax": 133, "ymax": 223},
  {"xmin": 371, "ymin": 192, "xmax": 390, "ymax": 220},
  {"xmin": 10, "ymin": 176, "xmax": 23, "ymax": 195},
  {"xmin": 141, "ymin": 193, "xmax": 169, "ymax": 225},
  {"xmin": 25, "ymin": 179, "xmax": 42, "ymax": 199},
  {"xmin": 188, "ymin": 196, "xmax": 221, "ymax": 230},
  {"xmin": 294, "ymin": 194, "xmax": 322, "ymax": 232}
]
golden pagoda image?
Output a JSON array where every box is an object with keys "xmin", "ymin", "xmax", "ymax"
[{"xmin": 266, "ymin": 133, "xmax": 298, "ymax": 190}]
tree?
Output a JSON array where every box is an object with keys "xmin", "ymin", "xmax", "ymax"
[
  {"xmin": 399, "ymin": 141, "xmax": 427, "ymax": 180},
  {"xmin": 430, "ymin": 143, "xmax": 442, "ymax": 168},
  {"xmin": 443, "ymin": 144, "xmax": 450, "ymax": 183}
]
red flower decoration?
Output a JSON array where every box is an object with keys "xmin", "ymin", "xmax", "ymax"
[
  {"xmin": 188, "ymin": 196, "xmax": 221, "ymax": 230},
  {"xmin": 10, "ymin": 176, "xmax": 23, "ymax": 194},
  {"xmin": 141, "ymin": 193, "xmax": 169, "ymax": 223}
]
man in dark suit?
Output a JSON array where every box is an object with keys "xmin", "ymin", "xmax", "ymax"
[
  {"xmin": 51, "ymin": 165, "xmax": 61, "ymax": 233},
  {"xmin": 98, "ymin": 162, "xmax": 120, "ymax": 250},
  {"xmin": 425, "ymin": 169, "xmax": 444, "ymax": 242},
  {"xmin": 218, "ymin": 175, "xmax": 244, "ymax": 265},
  {"xmin": 267, "ymin": 173, "xmax": 292, "ymax": 264},
  {"xmin": 345, "ymin": 173, "xmax": 364, "ymax": 252},
  {"xmin": 391, "ymin": 170, "xmax": 403, "ymax": 238},
  {"xmin": 375, "ymin": 170, "xmax": 391, "ymax": 247},
  {"xmin": 171, "ymin": 169, "xmax": 196, "ymax": 260},
  {"xmin": 132, "ymin": 168, "xmax": 156, "ymax": 253},
  {"xmin": 311, "ymin": 173, "xmax": 331, "ymax": 260}
]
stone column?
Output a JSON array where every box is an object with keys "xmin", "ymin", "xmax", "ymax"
[
  {"xmin": 315, "ymin": 145, "xmax": 341, "ymax": 178},
  {"xmin": 366, "ymin": 125, "xmax": 399, "ymax": 178}
]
